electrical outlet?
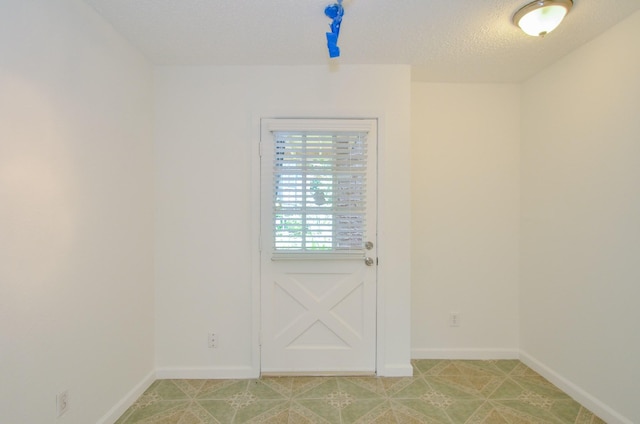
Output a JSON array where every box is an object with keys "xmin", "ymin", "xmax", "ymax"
[
  {"xmin": 449, "ymin": 312, "xmax": 461, "ymax": 327},
  {"xmin": 208, "ymin": 332, "xmax": 218, "ymax": 349},
  {"xmin": 56, "ymin": 390, "xmax": 69, "ymax": 417}
]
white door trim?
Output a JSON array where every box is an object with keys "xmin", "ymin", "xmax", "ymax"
[
  {"xmin": 250, "ymin": 114, "xmax": 387, "ymax": 377},
  {"xmin": 260, "ymin": 117, "xmax": 377, "ymax": 374}
]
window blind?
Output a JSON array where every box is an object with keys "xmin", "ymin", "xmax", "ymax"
[{"xmin": 272, "ymin": 131, "xmax": 368, "ymax": 256}]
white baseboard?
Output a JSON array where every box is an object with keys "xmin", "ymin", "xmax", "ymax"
[
  {"xmin": 155, "ymin": 366, "xmax": 259, "ymax": 380},
  {"xmin": 519, "ymin": 351, "xmax": 633, "ymax": 424},
  {"xmin": 378, "ymin": 363, "xmax": 414, "ymax": 377},
  {"xmin": 97, "ymin": 370, "xmax": 155, "ymax": 424},
  {"xmin": 412, "ymin": 348, "xmax": 520, "ymax": 360}
]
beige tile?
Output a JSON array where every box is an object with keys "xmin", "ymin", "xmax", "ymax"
[
  {"xmin": 411, "ymin": 359, "xmax": 446, "ymax": 376},
  {"xmin": 197, "ymin": 380, "xmax": 249, "ymax": 400},
  {"xmin": 337, "ymin": 378, "xmax": 386, "ymax": 399},
  {"xmin": 341, "ymin": 399, "xmax": 392, "ymax": 424},
  {"xmin": 177, "ymin": 401, "xmax": 220, "ymax": 424},
  {"xmin": 357, "ymin": 408, "xmax": 398, "ymax": 424},
  {"xmin": 441, "ymin": 399, "xmax": 485, "ymax": 423},
  {"xmin": 293, "ymin": 378, "xmax": 340, "ymax": 400},
  {"xmin": 387, "ymin": 377, "xmax": 432, "ymax": 399},
  {"xmin": 114, "ymin": 361, "xmax": 607, "ymax": 424},
  {"xmin": 378, "ymin": 377, "xmax": 415, "ymax": 396},
  {"xmin": 292, "ymin": 398, "xmax": 341, "ymax": 423},
  {"xmin": 259, "ymin": 377, "xmax": 295, "ymax": 399},
  {"xmin": 233, "ymin": 399, "xmax": 288, "ymax": 423},
  {"xmin": 338, "ymin": 376, "xmax": 387, "ymax": 397},
  {"xmin": 119, "ymin": 400, "xmax": 190, "ymax": 424},
  {"xmin": 423, "ymin": 375, "xmax": 489, "ymax": 400},
  {"xmin": 391, "ymin": 398, "xmax": 452, "ymax": 423}
]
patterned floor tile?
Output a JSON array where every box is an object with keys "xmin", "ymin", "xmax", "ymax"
[
  {"xmin": 511, "ymin": 375, "xmax": 572, "ymax": 400},
  {"xmin": 435, "ymin": 361, "xmax": 504, "ymax": 378},
  {"xmin": 292, "ymin": 398, "xmax": 342, "ymax": 423},
  {"xmin": 246, "ymin": 380, "xmax": 289, "ymax": 400},
  {"xmin": 115, "ymin": 361, "xmax": 607, "ymax": 423},
  {"xmin": 425, "ymin": 376, "xmax": 490, "ymax": 401},
  {"xmin": 387, "ymin": 376, "xmax": 432, "ymax": 399},
  {"xmin": 257, "ymin": 409, "xmax": 291, "ymax": 424},
  {"xmin": 489, "ymin": 360, "xmax": 521, "ymax": 375},
  {"xmin": 425, "ymin": 374, "xmax": 500, "ymax": 400},
  {"xmin": 464, "ymin": 401, "xmax": 509, "ymax": 424},
  {"xmin": 491, "ymin": 399, "xmax": 565, "ymax": 424},
  {"xmin": 175, "ymin": 380, "xmax": 208, "ymax": 398},
  {"xmin": 575, "ymin": 407, "xmax": 607, "ymax": 424},
  {"xmin": 548, "ymin": 398, "xmax": 588, "ymax": 423},
  {"xmin": 287, "ymin": 405, "xmax": 329, "ymax": 424},
  {"xmin": 233, "ymin": 399, "xmax": 289, "ymax": 423},
  {"xmin": 490, "ymin": 378, "xmax": 526, "ymax": 400},
  {"xmin": 379, "ymin": 377, "xmax": 416, "ymax": 396},
  {"xmin": 117, "ymin": 400, "xmax": 190, "ymax": 424},
  {"xmin": 337, "ymin": 378, "xmax": 386, "ymax": 400},
  {"xmin": 412, "ymin": 359, "xmax": 445, "ymax": 376},
  {"xmin": 359, "ymin": 408, "xmax": 399, "ymax": 424},
  {"xmin": 442, "ymin": 399, "xmax": 486, "ymax": 423},
  {"xmin": 394, "ymin": 408, "xmax": 439, "ymax": 424},
  {"xmin": 293, "ymin": 378, "xmax": 341, "ymax": 399},
  {"xmin": 197, "ymin": 380, "xmax": 250, "ymax": 400},
  {"xmin": 177, "ymin": 401, "xmax": 220, "ymax": 424},
  {"xmin": 339, "ymin": 376, "xmax": 388, "ymax": 397},
  {"xmin": 291, "ymin": 377, "xmax": 334, "ymax": 391},
  {"xmin": 259, "ymin": 377, "xmax": 295, "ymax": 399},
  {"xmin": 136, "ymin": 409, "xmax": 188, "ymax": 424},
  {"xmin": 391, "ymin": 398, "xmax": 452, "ymax": 423},
  {"xmin": 422, "ymin": 361, "xmax": 506, "ymax": 400},
  {"xmin": 147, "ymin": 380, "xmax": 194, "ymax": 400},
  {"xmin": 341, "ymin": 399, "xmax": 392, "ymax": 424},
  {"xmin": 195, "ymin": 399, "xmax": 237, "ymax": 423},
  {"xmin": 509, "ymin": 362, "xmax": 543, "ymax": 377}
]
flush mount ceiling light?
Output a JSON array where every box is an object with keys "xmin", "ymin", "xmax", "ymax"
[{"xmin": 513, "ymin": 0, "xmax": 573, "ymax": 37}]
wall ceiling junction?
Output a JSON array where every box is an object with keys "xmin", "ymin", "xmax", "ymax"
[{"xmin": 84, "ymin": 0, "xmax": 640, "ymax": 83}]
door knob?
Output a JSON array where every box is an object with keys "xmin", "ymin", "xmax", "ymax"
[{"xmin": 364, "ymin": 257, "xmax": 375, "ymax": 266}]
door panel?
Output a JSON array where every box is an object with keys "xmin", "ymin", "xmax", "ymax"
[{"xmin": 260, "ymin": 118, "xmax": 377, "ymax": 375}]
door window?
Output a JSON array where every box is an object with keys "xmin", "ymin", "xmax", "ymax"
[{"xmin": 272, "ymin": 131, "xmax": 368, "ymax": 257}]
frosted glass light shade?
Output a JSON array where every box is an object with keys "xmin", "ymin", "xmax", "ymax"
[{"xmin": 514, "ymin": 0, "xmax": 573, "ymax": 37}]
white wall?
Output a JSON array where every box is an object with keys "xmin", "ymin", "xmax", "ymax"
[
  {"xmin": 154, "ymin": 65, "xmax": 412, "ymax": 377},
  {"xmin": 411, "ymin": 83, "xmax": 521, "ymax": 358},
  {"xmin": 0, "ymin": 1, "xmax": 155, "ymax": 423},
  {"xmin": 520, "ymin": 11, "xmax": 640, "ymax": 424},
  {"xmin": 2, "ymin": 0, "xmax": 636, "ymax": 420}
]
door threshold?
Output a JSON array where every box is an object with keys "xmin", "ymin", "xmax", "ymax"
[{"xmin": 261, "ymin": 371, "xmax": 376, "ymax": 377}]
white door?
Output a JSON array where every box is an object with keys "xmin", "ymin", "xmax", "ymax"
[{"xmin": 260, "ymin": 118, "xmax": 377, "ymax": 375}]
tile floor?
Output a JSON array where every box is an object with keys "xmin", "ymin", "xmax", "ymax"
[{"xmin": 115, "ymin": 360, "xmax": 605, "ymax": 423}]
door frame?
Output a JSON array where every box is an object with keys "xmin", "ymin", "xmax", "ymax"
[{"xmin": 250, "ymin": 114, "xmax": 386, "ymax": 377}]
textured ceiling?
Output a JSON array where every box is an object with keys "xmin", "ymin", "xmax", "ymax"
[{"xmin": 83, "ymin": 0, "xmax": 640, "ymax": 82}]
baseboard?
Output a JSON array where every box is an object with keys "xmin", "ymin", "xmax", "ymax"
[
  {"xmin": 378, "ymin": 363, "xmax": 414, "ymax": 377},
  {"xmin": 155, "ymin": 366, "xmax": 259, "ymax": 379},
  {"xmin": 519, "ymin": 351, "xmax": 633, "ymax": 424},
  {"xmin": 96, "ymin": 370, "xmax": 155, "ymax": 424},
  {"xmin": 412, "ymin": 348, "xmax": 520, "ymax": 360}
]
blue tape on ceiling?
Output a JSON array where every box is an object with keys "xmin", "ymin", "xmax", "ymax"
[{"xmin": 325, "ymin": 0, "xmax": 344, "ymax": 58}]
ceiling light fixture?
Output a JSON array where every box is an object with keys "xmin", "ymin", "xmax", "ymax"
[{"xmin": 513, "ymin": 0, "xmax": 573, "ymax": 37}]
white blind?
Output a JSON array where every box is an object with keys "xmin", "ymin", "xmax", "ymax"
[{"xmin": 272, "ymin": 131, "xmax": 368, "ymax": 255}]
